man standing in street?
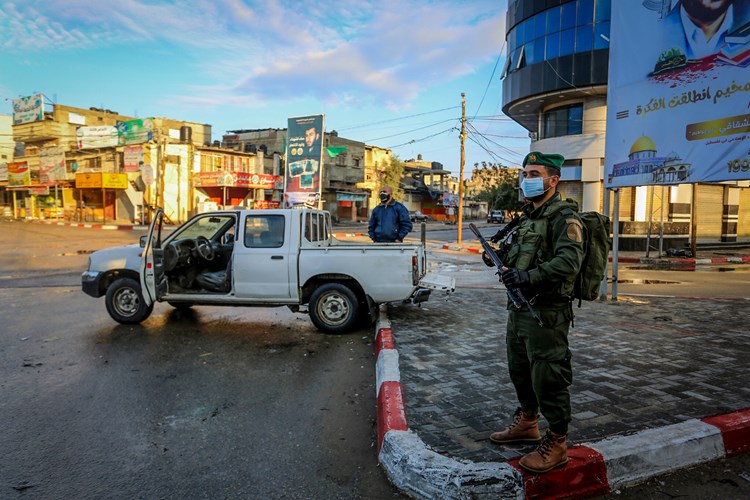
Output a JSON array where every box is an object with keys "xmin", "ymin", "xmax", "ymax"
[
  {"xmin": 368, "ymin": 185, "xmax": 412, "ymax": 243},
  {"xmin": 483, "ymin": 151, "xmax": 584, "ymax": 474}
]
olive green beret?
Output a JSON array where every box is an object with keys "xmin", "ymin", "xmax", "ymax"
[{"xmin": 523, "ymin": 151, "xmax": 564, "ymax": 171}]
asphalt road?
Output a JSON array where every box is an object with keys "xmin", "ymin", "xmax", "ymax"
[{"xmin": 0, "ymin": 221, "xmax": 404, "ymax": 499}]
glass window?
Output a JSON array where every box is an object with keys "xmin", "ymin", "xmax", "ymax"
[
  {"xmin": 561, "ymin": 2, "xmax": 576, "ymax": 30},
  {"xmin": 578, "ymin": 0, "xmax": 595, "ymax": 25},
  {"xmin": 522, "ymin": 18, "xmax": 534, "ymax": 44},
  {"xmin": 509, "ymin": 26, "xmax": 517, "ymax": 49},
  {"xmin": 546, "ymin": 31, "xmax": 560, "ymax": 59},
  {"xmin": 516, "ymin": 21, "xmax": 525, "ymax": 45},
  {"xmin": 594, "ymin": 0, "xmax": 611, "ymax": 22},
  {"xmin": 542, "ymin": 104, "xmax": 584, "ymax": 139},
  {"xmin": 244, "ymin": 214, "xmax": 285, "ymax": 248},
  {"xmin": 560, "ymin": 28, "xmax": 575, "ymax": 56},
  {"xmin": 546, "ymin": 5, "xmax": 561, "ymax": 33},
  {"xmin": 569, "ymin": 105, "xmax": 583, "ymax": 134},
  {"xmin": 533, "ymin": 38, "xmax": 545, "ymax": 64},
  {"xmin": 534, "ymin": 11, "xmax": 547, "ymax": 40},
  {"xmin": 594, "ymin": 21, "xmax": 610, "ymax": 49},
  {"xmin": 576, "ymin": 24, "xmax": 593, "ymax": 52}
]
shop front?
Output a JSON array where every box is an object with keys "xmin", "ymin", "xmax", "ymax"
[
  {"xmin": 74, "ymin": 172, "xmax": 129, "ymax": 222},
  {"xmin": 194, "ymin": 171, "xmax": 280, "ymax": 210},
  {"xmin": 335, "ymin": 191, "xmax": 368, "ymax": 222}
]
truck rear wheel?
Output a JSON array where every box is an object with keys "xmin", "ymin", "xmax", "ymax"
[
  {"xmin": 105, "ymin": 278, "xmax": 154, "ymax": 324},
  {"xmin": 309, "ymin": 283, "xmax": 359, "ymax": 334}
]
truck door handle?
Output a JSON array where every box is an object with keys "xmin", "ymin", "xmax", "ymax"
[{"xmin": 271, "ymin": 255, "xmax": 284, "ymax": 260}]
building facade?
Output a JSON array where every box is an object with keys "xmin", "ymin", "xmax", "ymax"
[
  {"xmin": 502, "ymin": 0, "xmax": 750, "ymax": 248},
  {"xmin": 223, "ymin": 129, "xmax": 368, "ymax": 222}
]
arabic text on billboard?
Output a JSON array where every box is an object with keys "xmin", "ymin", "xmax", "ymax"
[
  {"xmin": 12, "ymin": 94, "xmax": 44, "ymax": 125},
  {"xmin": 39, "ymin": 146, "xmax": 67, "ymax": 184},
  {"xmin": 123, "ymin": 146, "xmax": 143, "ymax": 173},
  {"xmin": 77, "ymin": 126, "xmax": 118, "ymax": 149},
  {"xmin": 284, "ymin": 114, "xmax": 324, "ymax": 207},
  {"xmin": 8, "ymin": 162, "xmax": 30, "ymax": 186},
  {"xmin": 604, "ymin": 2, "xmax": 750, "ymax": 188}
]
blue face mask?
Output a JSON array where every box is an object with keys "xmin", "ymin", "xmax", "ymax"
[{"xmin": 521, "ymin": 177, "xmax": 550, "ymax": 198}]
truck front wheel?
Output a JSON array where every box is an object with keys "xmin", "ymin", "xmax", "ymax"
[
  {"xmin": 309, "ymin": 283, "xmax": 359, "ymax": 334},
  {"xmin": 105, "ymin": 278, "xmax": 154, "ymax": 324}
]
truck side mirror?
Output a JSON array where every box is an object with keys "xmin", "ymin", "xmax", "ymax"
[
  {"xmin": 223, "ymin": 233, "xmax": 235, "ymax": 245},
  {"xmin": 140, "ymin": 235, "xmax": 148, "ymax": 248}
]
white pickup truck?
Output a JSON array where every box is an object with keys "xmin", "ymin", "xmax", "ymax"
[{"xmin": 82, "ymin": 208, "xmax": 454, "ymax": 333}]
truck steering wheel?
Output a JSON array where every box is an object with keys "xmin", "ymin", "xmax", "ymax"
[{"xmin": 195, "ymin": 236, "xmax": 215, "ymax": 261}]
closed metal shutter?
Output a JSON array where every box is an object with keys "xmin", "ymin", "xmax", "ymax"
[
  {"xmin": 696, "ymin": 184, "xmax": 723, "ymax": 240},
  {"xmin": 739, "ymin": 187, "xmax": 750, "ymax": 239}
]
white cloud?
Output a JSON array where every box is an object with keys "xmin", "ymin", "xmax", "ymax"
[{"xmin": 1, "ymin": 0, "xmax": 506, "ymax": 107}]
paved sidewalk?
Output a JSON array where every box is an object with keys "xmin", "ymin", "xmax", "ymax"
[{"xmin": 375, "ymin": 258, "xmax": 750, "ymax": 498}]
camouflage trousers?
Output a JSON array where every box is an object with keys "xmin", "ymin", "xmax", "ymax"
[{"xmin": 506, "ymin": 304, "xmax": 573, "ymax": 435}]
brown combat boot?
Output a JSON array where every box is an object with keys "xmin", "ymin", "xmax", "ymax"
[
  {"xmin": 519, "ymin": 429, "xmax": 568, "ymax": 473},
  {"xmin": 489, "ymin": 408, "xmax": 542, "ymax": 444}
]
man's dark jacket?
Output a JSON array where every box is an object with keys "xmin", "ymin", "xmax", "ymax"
[{"xmin": 368, "ymin": 200, "xmax": 413, "ymax": 242}]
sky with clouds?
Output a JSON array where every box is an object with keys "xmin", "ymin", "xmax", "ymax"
[{"xmin": 0, "ymin": 0, "xmax": 529, "ymax": 175}]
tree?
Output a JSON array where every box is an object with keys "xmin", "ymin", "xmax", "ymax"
[
  {"xmin": 376, "ymin": 156, "xmax": 405, "ymax": 200},
  {"xmin": 474, "ymin": 164, "xmax": 524, "ymax": 213}
]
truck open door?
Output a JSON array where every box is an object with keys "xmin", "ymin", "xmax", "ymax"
[{"xmin": 140, "ymin": 208, "xmax": 168, "ymax": 306}]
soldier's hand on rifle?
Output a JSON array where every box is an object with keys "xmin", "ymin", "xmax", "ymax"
[
  {"xmin": 481, "ymin": 250, "xmax": 496, "ymax": 267},
  {"xmin": 500, "ymin": 267, "xmax": 530, "ymax": 288}
]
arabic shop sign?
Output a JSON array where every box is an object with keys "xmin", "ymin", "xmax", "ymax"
[
  {"xmin": 194, "ymin": 172, "xmax": 279, "ymax": 189},
  {"xmin": 75, "ymin": 172, "xmax": 129, "ymax": 189}
]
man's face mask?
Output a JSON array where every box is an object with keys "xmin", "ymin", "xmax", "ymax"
[
  {"xmin": 379, "ymin": 192, "xmax": 390, "ymax": 203},
  {"xmin": 521, "ymin": 176, "xmax": 552, "ymax": 199}
]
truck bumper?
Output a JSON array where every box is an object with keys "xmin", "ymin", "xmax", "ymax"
[{"xmin": 81, "ymin": 271, "xmax": 104, "ymax": 297}]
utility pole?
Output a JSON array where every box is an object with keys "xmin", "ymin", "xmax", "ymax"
[{"xmin": 457, "ymin": 92, "xmax": 466, "ymax": 243}]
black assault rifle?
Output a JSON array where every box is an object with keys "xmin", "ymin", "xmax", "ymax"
[{"xmin": 469, "ymin": 222, "xmax": 543, "ymax": 327}]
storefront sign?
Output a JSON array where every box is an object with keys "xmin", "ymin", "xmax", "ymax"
[
  {"xmin": 12, "ymin": 94, "xmax": 44, "ymax": 125},
  {"xmin": 194, "ymin": 171, "xmax": 278, "ymax": 189},
  {"xmin": 77, "ymin": 126, "xmax": 118, "ymax": 149},
  {"xmin": 29, "ymin": 185, "xmax": 50, "ymax": 195},
  {"xmin": 255, "ymin": 200, "xmax": 281, "ymax": 209},
  {"xmin": 75, "ymin": 172, "xmax": 128, "ymax": 189},
  {"xmin": 335, "ymin": 192, "xmax": 367, "ymax": 201}
]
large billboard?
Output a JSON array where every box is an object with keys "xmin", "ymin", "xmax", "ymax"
[
  {"xmin": 605, "ymin": 1, "xmax": 750, "ymax": 188},
  {"xmin": 284, "ymin": 114, "xmax": 324, "ymax": 208},
  {"xmin": 12, "ymin": 94, "xmax": 44, "ymax": 125}
]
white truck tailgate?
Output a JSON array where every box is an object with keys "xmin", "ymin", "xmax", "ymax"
[{"xmin": 418, "ymin": 273, "xmax": 455, "ymax": 293}]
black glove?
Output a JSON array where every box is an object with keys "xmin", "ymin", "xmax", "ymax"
[
  {"xmin": 481, "ymin": 250, "xmax": 496, "ymax": 267},
  {"xmin": 489, "ymin": 232, "xmax": 502, "ymax": 244},
  {"xmin": 500, "ymin": 267, "xmax": 530, "ymax": 288}
]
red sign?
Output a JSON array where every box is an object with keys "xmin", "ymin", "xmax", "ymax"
[{"xmin": 255, "ymin": 200, "xmax": 281, "ymax": 209}]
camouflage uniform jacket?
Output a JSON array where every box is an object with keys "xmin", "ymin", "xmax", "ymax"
[{"xmin": 503, "ymin": 193, "xmax": 585, "ymax": 304}]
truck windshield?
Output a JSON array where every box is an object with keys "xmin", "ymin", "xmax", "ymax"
[{"xmin": 173, "ymin": 215, "xmax": 235, "ymax": 241}]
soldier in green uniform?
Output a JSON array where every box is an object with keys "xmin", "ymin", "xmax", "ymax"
[{"xmin": 482, "ymin": 151, "xmax": 584, "ymax": 473}]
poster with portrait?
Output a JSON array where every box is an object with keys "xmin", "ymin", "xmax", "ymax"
[
  {"xmin": 284, "ymin": 114, "xmax": 324, "ymax": 208},
  {"xmin": 605, "ymin": 0, "xmax": 750, "ymax": 188}
]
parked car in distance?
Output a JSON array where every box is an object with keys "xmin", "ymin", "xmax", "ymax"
[
  {"xmin": 487, "ymin": 210, "xmax": 505, "ymax": 223},
  {"xmin": 409, "ymin": 210, "xmax": 431, "ymax": 222}
]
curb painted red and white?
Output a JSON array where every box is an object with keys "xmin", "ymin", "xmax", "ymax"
[{"xmin": 374, "ymin": 306, "xmax": 750, "ymax": 499}]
